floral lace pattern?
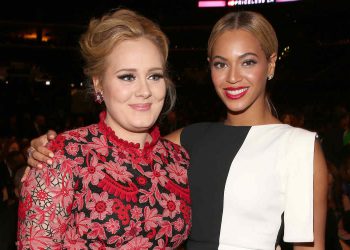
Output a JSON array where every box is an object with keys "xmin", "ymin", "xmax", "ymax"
[{"xmin": 18, "ymin": 112, "xmax": 191, "ymax": 249}]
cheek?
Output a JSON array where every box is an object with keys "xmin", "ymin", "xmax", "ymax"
[
  {"xmin": 107, "ymin": 85, "xmax": 132, "ymax": 103},
  {"xmin": 211, "ymin": 70, "xmax": 224, "ymax": 88},
  {"xmin": 152, "ymin": 83, "xmax": 167, "ymax": 101},
  {"xmin": 245, "ymin": 67, "xmax": 267, "ymax": 84}
]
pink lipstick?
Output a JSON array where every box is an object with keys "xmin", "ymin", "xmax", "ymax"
[{"xmin": 129, "ymin": 103, "xmax": 152, "ymax": 111}]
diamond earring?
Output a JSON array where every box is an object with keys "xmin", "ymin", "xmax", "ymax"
[{"xmin": 95, "ymin": 91, "xmax": 104, "ymax": 104}]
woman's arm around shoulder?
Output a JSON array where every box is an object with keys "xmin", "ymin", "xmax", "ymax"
[
  {"xmin": 27, "ymin": 130, "xmax": 57, "ymax": 168},
  {"xmin": 21, "ymin": 130, "xmax": 57, "ymax": 182},
  {"xmin": 294, "ymin": 140, "xmax": 328, "ymax": 250},
  {"xmin": 163, "ymin": 128, "xmax": 184, "ymax": 146}
]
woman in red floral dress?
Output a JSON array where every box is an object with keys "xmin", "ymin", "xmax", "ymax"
[{"xmin": 17, "ymin": 9, "xmax": 191, "ymax": 249}]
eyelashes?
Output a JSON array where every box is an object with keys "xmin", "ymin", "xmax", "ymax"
[
  {"xmin": 148, "ymin": 73, "xmax": 164, "ymax": 81},
  {"xmin": 117, "ymin": 73, "xmax": 164, "ymax": 82},
  {"xmin": 117, "ymin": 74, "xmax": 135, "ymax": 81},
  {"xmin": 212, "ymin": 62, "xmax": 227, "ymax": 69},
  {"xmin": 211, "ymin": 59, "xmax": 258, "ymax": 69},
  {"xmin": 242, "ymin": 59, "xmax": 257, "ymax": 66}
]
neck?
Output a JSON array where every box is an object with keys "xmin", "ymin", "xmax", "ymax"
[
  {"xmin": 105, "ymin": 116, "xmax": 151, "ymax": 149},
  {"xmin": 225, "ymin": 100, "xmax": 280, "ymax": 126}
]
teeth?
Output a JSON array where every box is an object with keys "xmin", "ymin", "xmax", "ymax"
[{"xmin": 226, "ymin": 88, "xmax": 248, "ymax": 95}]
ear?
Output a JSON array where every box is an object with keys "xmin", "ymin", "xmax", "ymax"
[
  {"xmin": 92, "ymin": 76, "xmax": 102, "ymax": 93},
  {"xmin": 207, "ymin": 57, "xmax": 212, "ymax": 71},
  {"xmin": 267, "ymin": 53, "xmax": 277, "ymax": 77}
]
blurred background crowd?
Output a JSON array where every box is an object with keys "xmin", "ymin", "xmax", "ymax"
[{"xmin": 0, "ymin": 0, "xmax": 349, "ymax": 249}]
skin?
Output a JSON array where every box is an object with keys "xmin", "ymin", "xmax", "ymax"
[
  {"xmin": 94, "ymin": 37, "xmax": 166, "ymax": 147},
  {"xmin": 26, "ymin": 38, "xmax": 166, "ymax": 169},
  {"xmin": 209, "ymin": 29, "xmax": 278, "ymax": 126},
  {"xmin": 26, "ymin": 28, "xmax": 328, "ymax": 249}
]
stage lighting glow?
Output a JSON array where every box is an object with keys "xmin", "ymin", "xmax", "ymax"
[
  {"xmin": 228, "ymin": 0, "xmax": 274, "ymax": 5},
  {"xmin": 198, "ymin": 1, "xmax": 226, "ymax": 7},
  {"xmin": 276, "ymin": 0, "xmax": 300, "ymax": 2},
  {"xmin": 199, "ymin": 0, "xmax": 301, "ymax": 7}
]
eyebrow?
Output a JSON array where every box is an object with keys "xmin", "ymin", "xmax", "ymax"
[
  {"xmin": 115, "ymin": 67, "xmax": 164, "ymax": 74},
  {"xmin": 148, "ymin": 67, "xmax": 164, "ymax": 72},
  {"xmin": 211, "ymin": 52, "xmax": 259, "ymax": 61}
]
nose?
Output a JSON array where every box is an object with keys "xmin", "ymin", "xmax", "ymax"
[
  {"xmin": 136, "ymin": 79, "xmax": 152, "ymax": 98},
  {"xmin": 226, "ymin": 66, "xmax": 241, "ymax": 84}
]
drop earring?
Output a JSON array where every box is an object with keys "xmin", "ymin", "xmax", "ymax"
[
  {"xmin": 267, "ymin": 75, "xmax": 274, "ymax": 80},
  {"xmin": 95, "ymin": 91, "xmax": 104, "ymax": 104}
]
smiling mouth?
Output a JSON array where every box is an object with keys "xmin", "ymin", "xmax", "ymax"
[
  {"xmin": 129, "ymin": 103, "xmax": 152, "ymax": 111},
  {"xmin": 224, "ymin": 87, "xmax": 249, "ymax": 99}
]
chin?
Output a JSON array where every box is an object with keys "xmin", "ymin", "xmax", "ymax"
[
  {"xmin": 130, "ymin": 120, "xmax": 156, "ymax": 132},
  {"xmin": 224, "ymin": 102, "xmax": 248, "ymax": 113}
]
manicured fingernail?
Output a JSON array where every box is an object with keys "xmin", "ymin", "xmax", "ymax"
[
  {"xmin": 47, "ymin": 159, "xmax": 52, "ymax": 165},
  {"xmin": 37, "ymin": 163, "xmax": 43, "ymax": 169},
  {"xmin": 49, "ymin": 153, "xmax": 54, "ymax": 158}
]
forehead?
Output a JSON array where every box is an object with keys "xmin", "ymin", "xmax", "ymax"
[
  {"xmin": 212, "ymin": 29, "xmax": 264, "ymax": 56},
  {"xmin": 107, "ymin": 38, "xmax": 164, "ymax": 68}
]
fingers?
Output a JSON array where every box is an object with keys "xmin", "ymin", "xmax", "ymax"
[
  {"xmin": 27, "ymin": 154, "xmax": 43, "ymax": 169},
  {"xmin": 30, "ymin": 133, "xmax": 55, "ymax": 158},
  {"xmin": 26, "ymin": 145, "xmax": 52, "ymax": 168},
  {"xmin": 35, "ymin": 146, "xmax": 53, "ymax": 164},
  {"xmin": 20, "ymin": 167, "xmax": 31, "ymax": 182},
  {"xmin": 47, "ymin": 130, "xmax": 57, "ymax": 141},
  {"xmin": 26, "ymin": 146, "xmax": 35, "ymax": 159},
  {"xmin": 23, "ymin": 130, "xmax": 57, "ymax": 182},
  {"xmin": 27, "ymin": 130, "xmax": 56, "ymax": 170},
  {"xmin": 31, "ymin": 134, "xmax": 49, "ymax": 149}
]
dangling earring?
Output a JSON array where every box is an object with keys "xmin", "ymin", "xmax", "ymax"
[
  {"xmin": 267, "ymin": 75, "xmax": 274, "ymax": 80},
  {"xmin": 95, "ymin": 91, "xmax": 104, "ymax": 104}
]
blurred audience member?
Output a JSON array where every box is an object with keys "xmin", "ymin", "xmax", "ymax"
[
  {"xmin": 0, "ymin": 137, "xmax": 21, "ymax": 201},
  {"xmin": 0, "ymin": 150, "xmax": 26, "ymax": 203},
  {"xmin": 337, "ymin": 145, "xmax": 350, "ymax": 248},
  {"xmin": 323, "ymin": 106, "xmax": 350, "ymax": 166},
  {"xmin": 280, "ymin": 108, "xmax": 305, "ymax": 128},
  {"xmin": 338, "ymin": 210, "xmax": 350, "ymax": 247},
  {"xmin": 0, "ymin": 166, "xmax": 26, "ymax": 250},
  {"xmin": 325, "ymin": 160, "xmax": 342, "ymax": 250}
]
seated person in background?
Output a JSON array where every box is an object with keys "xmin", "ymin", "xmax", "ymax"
[
  {"xmin": 338, "ymin": 210, "xmax": 350, "ymax": 247},
  {"xmin": 0, "ymin": 166, "xmax": 26, "ymax": 250}
]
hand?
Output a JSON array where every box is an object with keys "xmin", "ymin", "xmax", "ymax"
[{"xmin": 22, "ymin": 130, "xmax": 57, "ymax": 182}]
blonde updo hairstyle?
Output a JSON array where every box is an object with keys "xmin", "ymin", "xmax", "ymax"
[
  {"xmin": 208, "ymin": 11, "xmax": 278, "ymax": 60},
  {"xmin": 79, "ymin": 9, "xmax": 176, "ymax": 114}
]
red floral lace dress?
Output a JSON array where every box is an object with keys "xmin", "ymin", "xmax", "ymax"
[{"xmin": 17, "ymin": 112, "xmax": 191, "ymax": 250}]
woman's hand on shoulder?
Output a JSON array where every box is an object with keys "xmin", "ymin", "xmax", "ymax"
[
  {"xmin": 164, "ymin": 128, "xmax": 184, "ymax": 146},
  {"xmin": 22, "ymin": 130, "xmax": 57, "ymax": 182}
]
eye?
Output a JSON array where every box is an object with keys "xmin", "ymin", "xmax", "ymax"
[
  {"xmin": 212, "ymin": 61, "xmax": 227, "ymax": 69},
  {"xmin": 242, "ymin": 59, "xmax": 257, "ymax": 66},
  {"xmin": 148, "ymin": 73, "xmax": 164, "ymax": 81},
  {"xmin": 117, "ymin": 74, "xmax": 136, "ymax": 81}
]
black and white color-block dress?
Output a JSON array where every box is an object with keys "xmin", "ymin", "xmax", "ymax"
[{"xmin": 181, "ymin": 122, "xmax": 316, "ymax": 250}]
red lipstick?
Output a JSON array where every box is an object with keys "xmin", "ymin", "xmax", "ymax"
[{"xmin": 224, "ymin": 87, "xmax": 248, "ymax": 100}]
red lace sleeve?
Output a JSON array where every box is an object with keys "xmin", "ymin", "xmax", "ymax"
[{"xmin": 17, "ymin": 153, "xmax": 75, "ymax": 249}]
